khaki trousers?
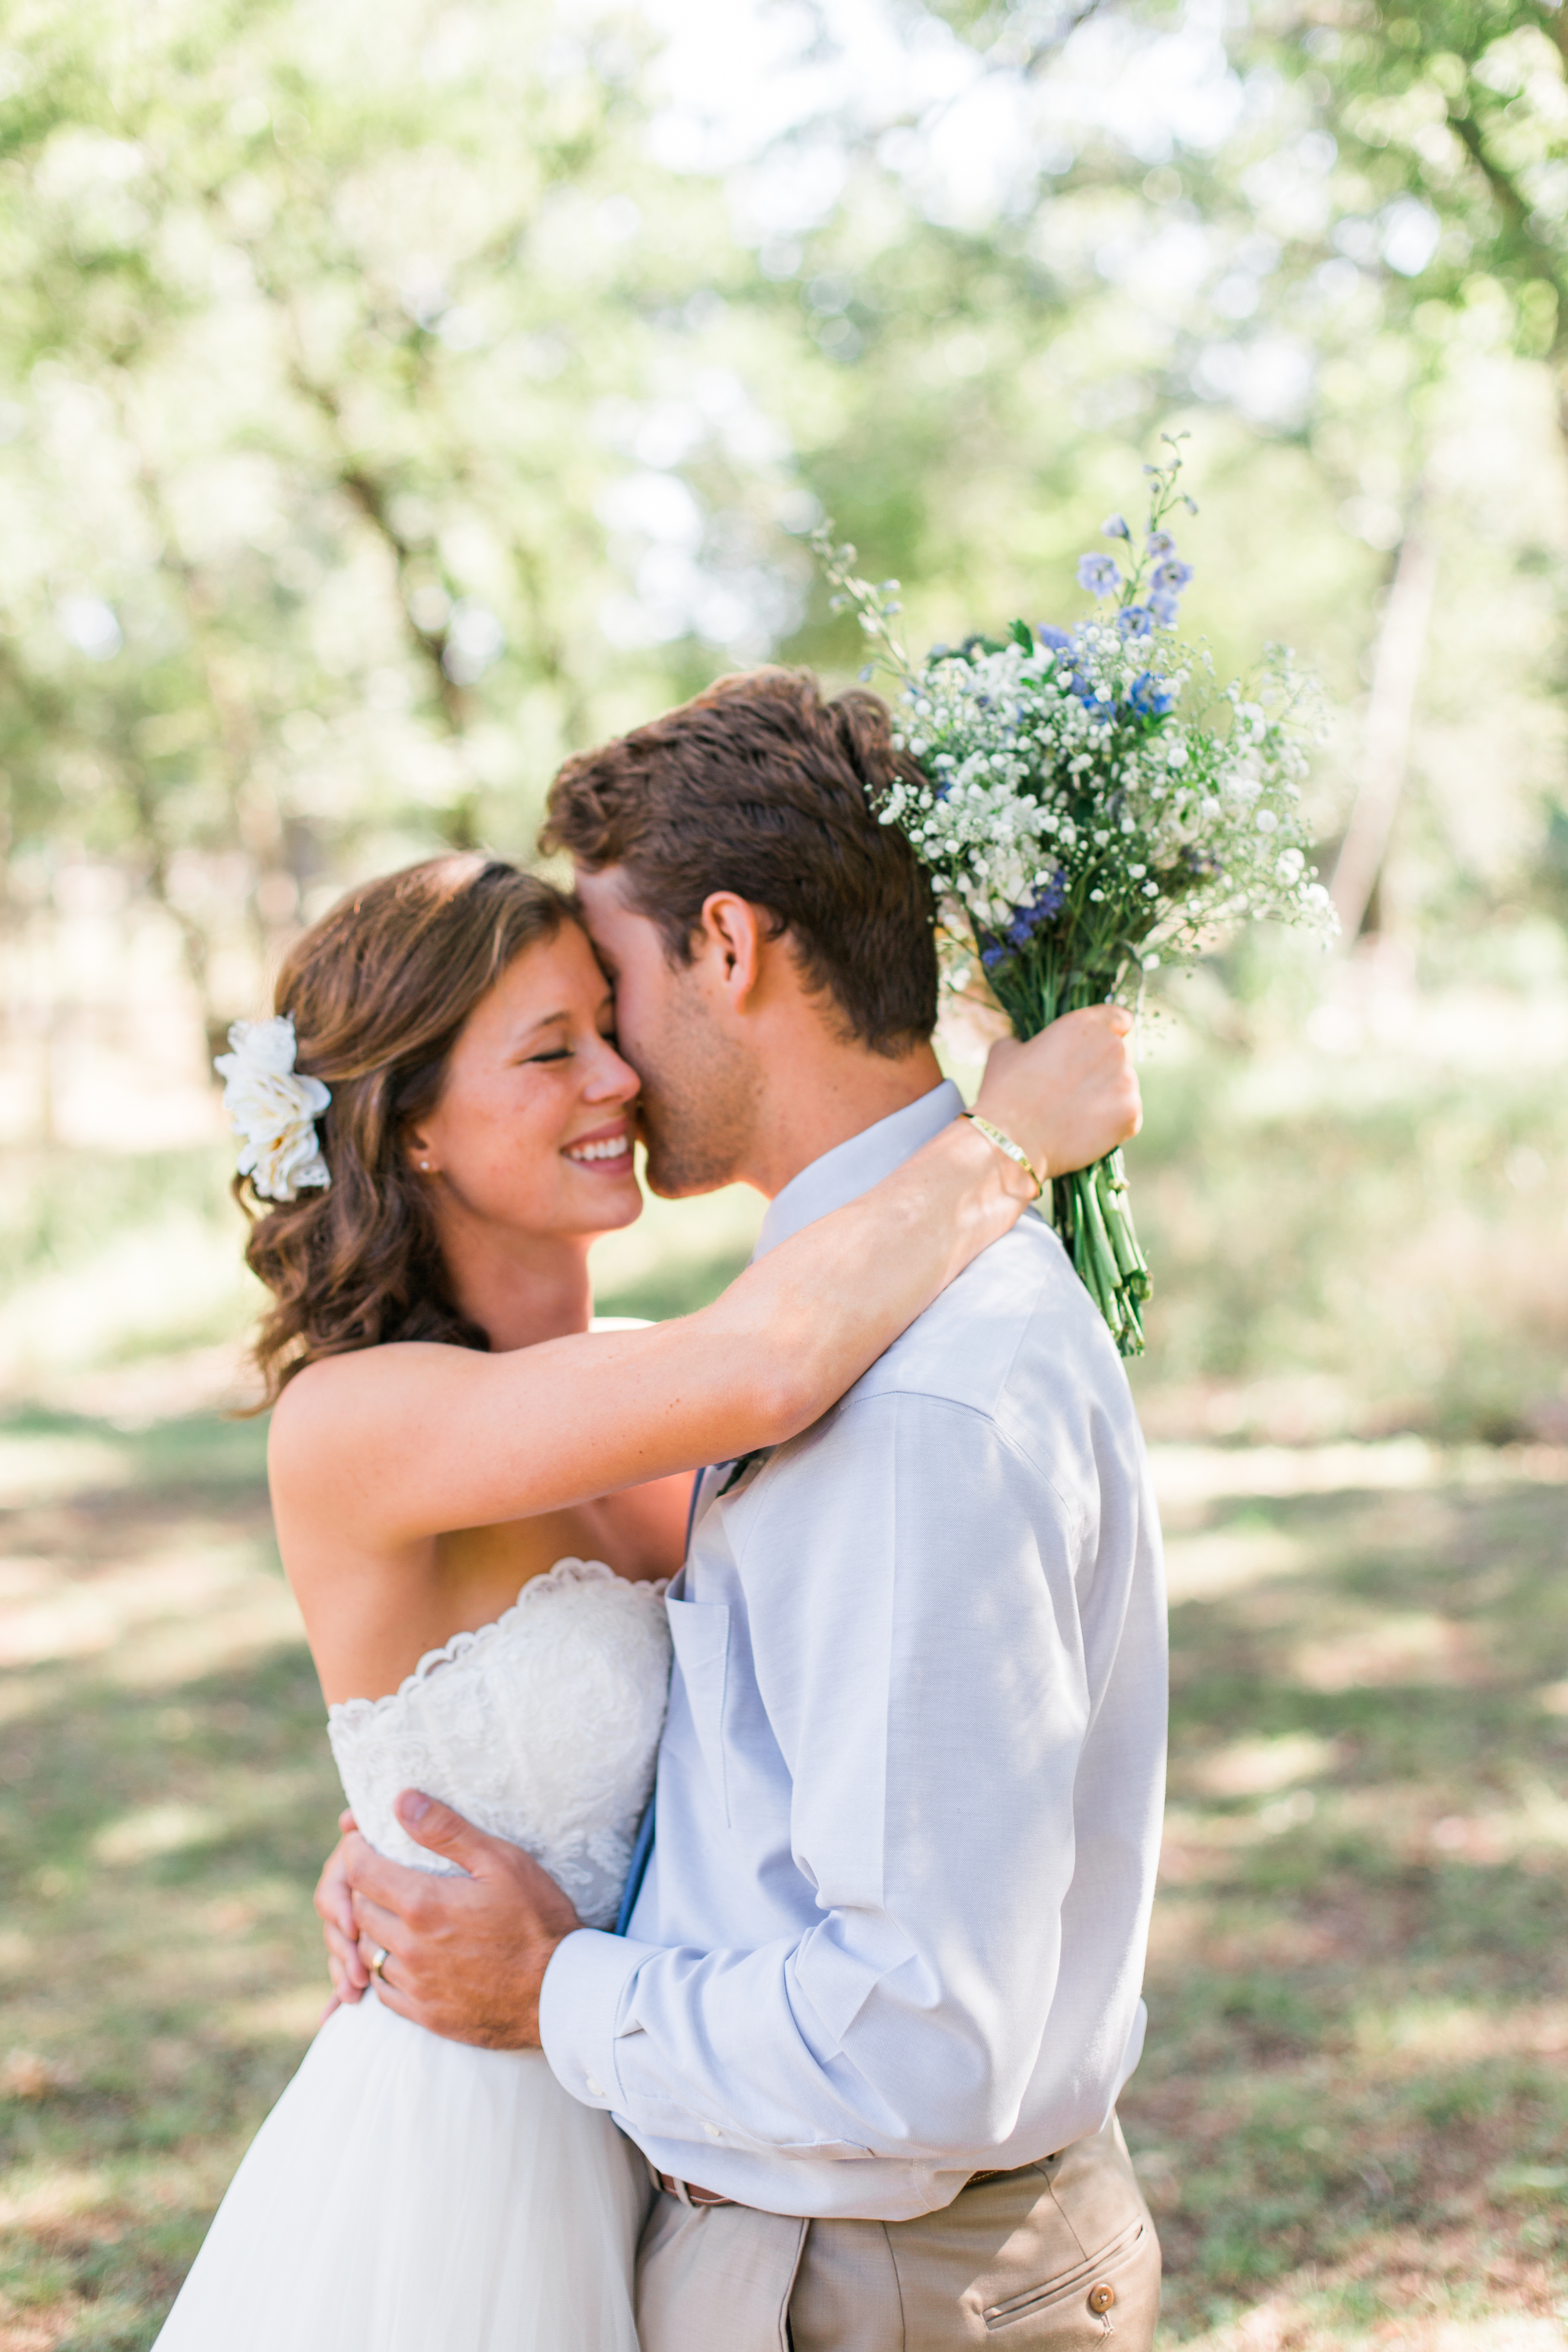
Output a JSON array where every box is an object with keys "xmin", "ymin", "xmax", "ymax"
[{"xmin": 635, "ymin": 2114, "xmax": 1160, "ymax": 2352}]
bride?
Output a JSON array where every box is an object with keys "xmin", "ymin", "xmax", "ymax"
[{"xmin": 152, "ymin": 850, "xmax": 1136, "ymax": 2351}]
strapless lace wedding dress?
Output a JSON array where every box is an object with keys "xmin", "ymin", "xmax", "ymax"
[{"xmin": 153, "ymin": 1560, "xmax": 670, "ymax": 2352}]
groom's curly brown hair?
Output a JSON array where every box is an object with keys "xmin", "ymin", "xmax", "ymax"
[{"xmin": 539, "ymin": 668, "xmax": 939, "ymax": 1054}]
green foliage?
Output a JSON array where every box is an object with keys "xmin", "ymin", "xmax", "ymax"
[
  {"xmin": 1124, "ymin": 1017, "xmax": 1568, "ymax": 1441},
  {"xmin": 1239, "ymin": 2, "xmax": 1568, "ymax": 378},
  {"xmin": 913, "ymin": 0, "xmax": 1568, "ymax": 443},
  {"xmin": 4, "ymin": 0, "xmax": 1566, "ymax": 1032},
  {"xmin": 0, "ymin": 0, "xmax": 808, "ymax": 1017}
]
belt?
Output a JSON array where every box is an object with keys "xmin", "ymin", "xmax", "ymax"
[
  {"xmin": 654, "ymin": 2169, "xmax": 735, "ymax": 2207},
  {"xmin": 653, "ymin": 2163, "xmax": 1017, "ymax": 2210}
]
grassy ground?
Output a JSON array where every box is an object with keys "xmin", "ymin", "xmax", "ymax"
[
  {"xmin": 1121, "ymin": 1443, "xmax": 1568, "ymax": 2351},
  {"xmin": 1, "ymin": 1392, "xmax": 1565, "ymax": 2349},
  {"xmin": 0, "ymin": 1400, "xmax": 334, "ymax": 2351}
]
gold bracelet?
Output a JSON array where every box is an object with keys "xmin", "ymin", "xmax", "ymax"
[{"xmin": 963, "ymin": 1112, "xmax": 1045, "ymax": 1200}]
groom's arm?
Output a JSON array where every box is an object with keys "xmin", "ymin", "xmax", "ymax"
[{"xmin": 539, "ymin": 1384, "xmax": 1162, "ymax": 2166}]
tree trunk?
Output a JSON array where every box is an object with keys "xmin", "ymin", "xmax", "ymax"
[{"xmin": 1330, "ymin": 521, "xmax": 1438, "ymax": 945}]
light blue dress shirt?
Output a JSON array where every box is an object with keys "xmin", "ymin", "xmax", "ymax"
[{"xmin": 540, "ymin": 1080, "xmax": 1168, "ymax": 2222}]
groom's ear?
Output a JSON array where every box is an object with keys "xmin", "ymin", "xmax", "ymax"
[{"xmin": 695, "ymin": 893, "xmax": 769, "ymax": 1009}]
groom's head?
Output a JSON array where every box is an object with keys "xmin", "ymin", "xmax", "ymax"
[{"xmin": 540, "ymin": 668, "xmax": 939, "ymax": 1196}]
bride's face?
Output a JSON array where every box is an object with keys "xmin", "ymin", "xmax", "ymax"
[{"xmin": 408, "ymin": 921, "xmax": 644, "ymax": 1240}]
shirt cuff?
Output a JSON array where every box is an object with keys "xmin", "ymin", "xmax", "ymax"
[{"xmin": 538, "ymin": 1926, "xmax": 656, "ymax": 2111}]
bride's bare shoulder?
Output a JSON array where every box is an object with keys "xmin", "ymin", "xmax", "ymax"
[{"xmin": 268, "ymin": 1344, "xmax": 467, "ymax": 1478}]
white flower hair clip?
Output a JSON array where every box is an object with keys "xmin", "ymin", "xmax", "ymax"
[{"xmin": 214, "ymin": 1014, "xmax": 332, "ymax": 1203}]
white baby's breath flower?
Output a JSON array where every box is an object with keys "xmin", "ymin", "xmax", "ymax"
[{"xmin": 214, "ymin": 1015, "xmax": 332, "ymax": 1203}]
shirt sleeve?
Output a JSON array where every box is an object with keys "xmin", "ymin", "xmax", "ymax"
[{"xmin": 541, "ymin": 1388, "xmax": 1117, "ymax": 2166}]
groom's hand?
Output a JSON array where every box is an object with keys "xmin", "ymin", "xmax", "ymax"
[
  {"xmin": 315, "ymin": 1809, "xmax": 369, "ymax": 2006},
  {"xmin": 341, "ymin": 1789, "xmax": 582, "ymax": 2050}
]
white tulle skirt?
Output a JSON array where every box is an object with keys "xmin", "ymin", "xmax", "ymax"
[{"xmin": 154, "ymin": 1986, "xmax": 649, "ymax": 2351}]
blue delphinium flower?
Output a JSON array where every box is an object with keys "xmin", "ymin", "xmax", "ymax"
[
  {"xmin": 1128, "ymin": 670, "xmax": 1174, "ymax": 718},
  {"xmin": 1065, "ymin": 663, "xmax": 1115, "ymax": 721},
  {"xmin": 1035, "ymin": 623, "xmax": 1096, "ymax": 704},
  {"xmin": 1041, "ymin": 640, "xmax": 1115, "ymax": 721},
  {"xmin": 1076, "ymin": 553, "xmax": 1121, "ymax": 598},
  {"xmin": 1034, "ymin": 623, "xmax": 1110, "ymax": 716},
  {"xmin": 809, "ymin": 442, "xmax": 1331, "ymax": 1370},
  {"xmin": 1007, "ymin": 869, "xmax": 1067, "ymax": 939},
  {"xmin": 980, "ymin": 869, "xmax": 1069, "ymax": 968}
]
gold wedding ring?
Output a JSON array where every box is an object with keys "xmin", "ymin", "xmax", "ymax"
[{"xmin": 368, "ymin": 1944, "xmax": 389, "ymax": 1981}]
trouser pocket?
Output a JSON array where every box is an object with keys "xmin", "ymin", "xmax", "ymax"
[{"xmin": 983, "ymin": 2215, "xmax": 1150, "ymax": 2332}]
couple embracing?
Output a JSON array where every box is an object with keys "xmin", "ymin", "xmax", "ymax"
[{"xmin": 157, "ymin": 667, "xmax": 1168, "ymax": 2352}]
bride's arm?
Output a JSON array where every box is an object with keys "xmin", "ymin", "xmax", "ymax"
[{"xmin": 271, "ymin": 1008, "xmax": 1138, "ymax": 1545}]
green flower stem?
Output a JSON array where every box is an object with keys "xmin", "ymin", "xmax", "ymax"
[
  {"xmin": 1073, "ymin": 1168, "xmax": 1118, "ymax": 1303},
  {"xmin": 1099, "ymin": 1152, "xmax": 1150, "ymax": 1288},
  {"xmin": 987, "ymin": 946, "xmax": 1151, "ymax": 1360}
]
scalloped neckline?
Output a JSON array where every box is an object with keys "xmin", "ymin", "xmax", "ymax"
[{"xmin": 327, "ymin": 1556, "xmax": 628, "ymax": 1725}]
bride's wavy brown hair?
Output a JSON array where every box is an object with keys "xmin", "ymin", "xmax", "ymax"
[{"xmin": 240, "ymin": 855, "xmax": 571, "ymax": 1405}]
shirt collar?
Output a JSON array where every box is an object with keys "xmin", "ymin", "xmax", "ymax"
[{"xmin": 751, "ymin": 1079, "xmax": 965, "ymax": 1261}]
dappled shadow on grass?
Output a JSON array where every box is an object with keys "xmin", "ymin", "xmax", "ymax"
[
  {"xmin": 0, "ymin": 1398, "xmax": 270, "ymax": 1505},
  {"xmin": 1126, "ymin": 1465, "xmax": 1568, "ymax": 2349},
  {"xmin": 0, "ymin": 1403, "xmax": 337, "ymax": 2349}
]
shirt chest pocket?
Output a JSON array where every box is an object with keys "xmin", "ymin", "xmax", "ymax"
[{"xmin": 664, "ymin": 1597, "xmax": 731, "ymax": 1826}]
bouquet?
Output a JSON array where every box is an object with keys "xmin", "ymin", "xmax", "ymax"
[{"xmin": 813, "ymin": 439, "xmax": 1333, "ymax": 1357}]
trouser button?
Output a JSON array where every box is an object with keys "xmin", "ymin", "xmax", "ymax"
[{"xmin": 1089, "ymin": 2284, "xmax": 1116, "ymax": 2314}]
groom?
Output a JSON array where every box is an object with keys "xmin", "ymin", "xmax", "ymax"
[{"xmin": 324, "ymin": 667, "xmax": 1167, "ymax": 2350}]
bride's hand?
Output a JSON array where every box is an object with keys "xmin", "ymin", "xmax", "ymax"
[{"xmin": 974, "ymin": 1005, "xmax": 1140, "ymax": 1184}]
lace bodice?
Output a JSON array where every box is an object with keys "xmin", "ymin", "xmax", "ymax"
[{"xmin": 327, "ymin": 1560, "xmax": 671, "ymax": 1931}]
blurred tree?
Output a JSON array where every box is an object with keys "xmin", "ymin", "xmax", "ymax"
[
  {"xmin": 917, "ymin": 1, "xmax": 1568, "ymax": 417},
  {"xmin": 751, "ymin": 0, "xmax": 1567, "ymax": 938},
  {"xmin": 2, "ymin": 0, "xmax": 1564, "ymax": 1057},
  {"xmin": 1215, "ymin": 0, "xmax": 1568, "ymax": 929},
  {"xmin": 1247, "ymin": 4, "xmax": 1567, "ymax": 425},
  {"xmin": 0, "ymin": 0, "xmax": 807, "ymax": 1034}
]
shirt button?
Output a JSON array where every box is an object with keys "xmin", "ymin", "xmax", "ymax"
[
  {"xmin": 1088, "ymin": 2284, "xmax": 1116, "ymax": 2315},
  {"xmin": 704, "ymin": 2122, "xmax": 721, "ymax": 2139},
  {"xmin": 586, "ymin": 2077, "xmax": 605, "ymax": 2097}
]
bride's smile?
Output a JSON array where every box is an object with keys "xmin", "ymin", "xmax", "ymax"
[
  {"xmin": 562, "ymin": 1121, "xmax": 634, "ymax": 1170},
  {"xmin": 405, "ymin": 921, "xmax": 645, "ymax": 1270}
]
